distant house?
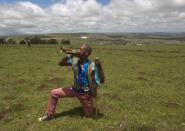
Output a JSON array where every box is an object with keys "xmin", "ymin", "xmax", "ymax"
[{"xmin": 81, "ymin": 36, "xmax": 87, "ymax": 39}]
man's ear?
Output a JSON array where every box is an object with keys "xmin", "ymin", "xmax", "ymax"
[
  {"xmin": 84, "ymin": 47, "xmax": 90, "ymax": 56},
  {"xmin": 85, "ymin": 51, "xmax": 89, "ymax": 56}
]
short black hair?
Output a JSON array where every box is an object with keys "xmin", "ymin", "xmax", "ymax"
[{"xmin": 84, "ymin": 44, "xmax": 92, "ymax": 56}]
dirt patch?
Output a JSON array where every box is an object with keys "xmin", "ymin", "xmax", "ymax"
[
  {"xmin": 165, "ymin": 101, "xmax": 180, "ymax": 108},
  {"xmin": 38, "ymin": 84, "xmax": 49, "ymax": 91},
  {"xmin": 0, "ymin": 109, "xmax": 12, "ymax": 121},
  {"xmin": 138, "ymin": 71, "xmax": 146, "ymax": 75},
  {"xmin": 11, "ymin": 103, "xmax": 25, "ymax": 111},
  {"xmin": 15, "ymin": 79, "xmax": 25, "ymax": 84},
  {"xmin": 3, "ymin": 95, "xmax": 15, "ymax": 101},
  {"xmin": 37, "ymin": 67, "xmax": 41, "ymax": 70},
  {"xmin": 137, "ymin": 76, "xmax": 147, "ymax": 81}
]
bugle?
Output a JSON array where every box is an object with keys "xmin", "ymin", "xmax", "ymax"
[{"xmin": 60, "ymin": 46, "xmax": 80, "ymax": 57}]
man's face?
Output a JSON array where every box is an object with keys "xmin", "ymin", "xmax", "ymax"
[{"xmin": 79, "ymin": 45, "xmax": 88, "ymax": 58}]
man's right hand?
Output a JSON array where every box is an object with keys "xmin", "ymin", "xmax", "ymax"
[{"xmin": 61, "ymin": 46, "xmax": 66, "ymax": 52}]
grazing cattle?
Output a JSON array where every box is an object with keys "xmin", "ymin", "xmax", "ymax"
[{"xmin": 0, "ymin": 38, "xmax": 7, "ymax": 44}]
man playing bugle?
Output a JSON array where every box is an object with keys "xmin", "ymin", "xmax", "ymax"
[{"xmin": 39, "ymin": 44, "xmax": 95, "ymax": 121}]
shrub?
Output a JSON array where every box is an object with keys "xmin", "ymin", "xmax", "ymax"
[
  {"xmin": 47, "ymin": 39, "xmax": 58, "ymax": 44},
  {"xmin": 7, "ymin": 39, "xmax": 16, "ymax": 44},
  {"xmin": 61, "ymin": 39, "xmax": 70, "ymax": 45}
]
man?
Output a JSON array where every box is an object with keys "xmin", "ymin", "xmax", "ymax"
[{"xmin": 39, "ymin": 44, "xmax": 95, "ymax": 121}]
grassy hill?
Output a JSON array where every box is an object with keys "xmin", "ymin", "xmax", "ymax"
[{"xmin": 0, "ymin": 43, "xmax": 185, "ymax": 130}]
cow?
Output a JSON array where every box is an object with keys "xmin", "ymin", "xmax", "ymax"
[{"xmin": 23, "ymin": 38, "xmax": 31, "ymax": 47}]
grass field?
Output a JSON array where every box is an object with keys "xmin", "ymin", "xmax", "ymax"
[{"xmin": 0, "ymin": 44, "xmax": 185, "ymax": 131}]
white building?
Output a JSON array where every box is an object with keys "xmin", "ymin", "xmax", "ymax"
[{"xmin": 81, "ymin": 36, "xmax": 87, "ymax": 39}]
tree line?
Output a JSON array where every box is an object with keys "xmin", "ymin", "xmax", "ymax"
[{"xmin": 0, "ymin": 37, "xmax": 70, "ymax": 45}]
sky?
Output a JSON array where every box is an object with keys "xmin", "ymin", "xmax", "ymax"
[{"xmin": 0, "ymin": 0, "xmax": 185, "ymax": 35}]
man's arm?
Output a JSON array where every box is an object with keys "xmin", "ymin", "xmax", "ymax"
[
  {"xmin": 58, "ymin": 56, "xmax": 72, "ymax": 66},
  {"xmin": 89, "ymin": 70, "xmax": 95, "ymax": 88}
]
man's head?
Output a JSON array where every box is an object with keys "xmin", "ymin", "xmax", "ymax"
[{"xmin": 79, "ymin": 44, "xmax": 92, "ymax": 58}]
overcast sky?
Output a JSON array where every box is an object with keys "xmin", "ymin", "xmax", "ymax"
[{"xmin": 0, "ymin": 0, "xmax": 185, "ymax": 35}]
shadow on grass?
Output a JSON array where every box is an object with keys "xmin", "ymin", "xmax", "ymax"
[{"xmin": 53, "ymin": 106, "xmax": 104, "ymax": 120}]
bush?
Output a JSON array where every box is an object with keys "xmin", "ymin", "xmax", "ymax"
[
  {"xmin": 0, "ymin": 38, "xmax": 6, "ymax": 44},
  {"xmin": 47, "ymin": 39, "xmax": 58, "ymax": 44},
  {"xmin": 61, "ymin": 39, "xmax": 70, "ymax": 45},
  {"xmin": 20, "ymin": 38, "xmax": 59, "ymax": 44},
  {"xmin": 20, "ymin": 40, "xmax": 26, "ymax": 45},
  {"xmin": 7, "ymin": 39, "xmax": 16, "ymax": 44},
  {"xmin": 30, "ymin": 37, "xmax": 42, "ymax": 44}
]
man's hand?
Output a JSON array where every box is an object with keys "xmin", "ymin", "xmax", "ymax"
[{"xmin": 60, "ymin": 46, "xmax": 66, "ymax": 53}]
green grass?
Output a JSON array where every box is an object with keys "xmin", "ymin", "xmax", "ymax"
[{"xmin": 0, "ymin": 44, "xmax": 185, "ymax": 131}]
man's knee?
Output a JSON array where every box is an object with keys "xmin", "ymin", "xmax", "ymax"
[
  {"xmin": 50, "ymin": 89, "xmax": 55, "ymax": 94},
  {"xmin": 50, "ymin": 89, "xmax": 57, "ymax": 97},
  {"xmin": 50, "ymin": 88, "xmax": 66, "ymax": 98}
]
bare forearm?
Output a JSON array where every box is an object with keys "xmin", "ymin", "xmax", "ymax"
[{"xmin": 58, "ymin": 56, "xmax": 69, "ymax": 66}]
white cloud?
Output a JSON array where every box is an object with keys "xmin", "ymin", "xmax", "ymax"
[
  {"xmin": 174, "ymin": 0, "xmax": 185, "ymax": 5},
  {"xmin": 0, "ymin": 0, "xmax": 185, "ymax": 35}
]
